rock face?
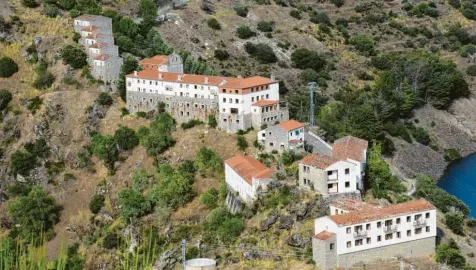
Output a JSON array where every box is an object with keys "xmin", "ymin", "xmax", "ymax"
[
  {"xmin": 153, "ymin": 249, "xmax": 177, "ymax": 270},
  {"xmin": 286, "ymin": 233, "xmax": 310, "ymax": 248},
  {"xmin": 243, "ymin": 249, "xmax": 272, "ymax": 260},
  {"xmin": 277, "ymin": 215, "xmax": 294, "ymax": 230},
  {"xmin": 260, "ymin": 211, "xmax": 279, "ymax": 231},
  {"xmin": 85, "ymin": 102, "xmax": 107, "ymax": 134}
]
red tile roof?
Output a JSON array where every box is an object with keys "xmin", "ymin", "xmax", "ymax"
[
  {"xmin": 332, "ymin": 136, "xmax": 368, "ymax": 162},
  {"xmin": 329, "ymin": 200, "xmax": 377, "ymax": 212},
  {"xmin": 329, "ymin": 199, "xmax": 435, "ymax": 226},
  {"xmin": 94, "ymin": 54, "xmax": 109, "ymax": 61},
  {"xmin": 89, "ymin": 42, "xmax": 108, "ymax": 49},
  {"xmin": 252, "ymin": 100, "xmax": 278, "ymax": 107},
  {"xmin": 299, "ymin": 153, "xmax": 339, "ymax": 169},
  {"xmin": 315, "ymin": 230, "xmax": 335, "ymax": 240},
  {"xmin": 140, "ymin": 55, "xmax": 169, "ymax": 66},
  {"xmin": 225, "ymin": 155, "xmax": 274, "ymax": 184},
  {"xmin": 82, "ymin": 26, "xmax": 100, "ymax": 32},
  {"xmin": 289, "ymin": 139, "xmax": 303, "ymax": 145},
  {"xmin": 86, "ymin": 33, "xmax": 104, "ymax": 39},
  {"xmin": 220, "ymin": 76, "xmax": 274, "ymax": 89},
  {"xmin": 277, "ymin": 120, "xmax": 304, "ymax": 131}
]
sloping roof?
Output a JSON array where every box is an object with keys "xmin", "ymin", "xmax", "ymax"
[
  {"xmin": 220, "ymin": 76, "xmax": 274, "ymax": 89},
  {"xmin": 315, "ymin": 230, "xmax": 335, "ymax": 241},
  {"xmin": 94, "ymin": 54, "xmax": 109, "ymax": 61},
  {"xmin": 89, "ymin": 42, "xmax": 108, "ymax": 49},
  {"xmin": 225, "ymin": 155, "xmax": 274, "ymax": 184},
  {"xmin": 332, "ymin": 136, "xmax": 368, "ymax": 162},
  {"xmin": 252, "ymin": 100, "xmax": 278, "ymax": 107},
  {"xmin": 329, "ymin": 200, "xmax": 377, "ymax": 212},
  {"xmin": 277, "ymin": 120, "xmax": 304, "ymax": 131},
  {"xmin": 141, "ymin": 55, "xmax": 169, "ymax": 66},
  {"xmin": 299, "ymin": 153, "xmax": 340, "ymax": 169},
  {"xmin": 328, "ymin": 199, "xmax": 435, "ymax": 226},
  {"xmin": 81, "ymin": 26, "xmax": 100, "ymax": 32}
]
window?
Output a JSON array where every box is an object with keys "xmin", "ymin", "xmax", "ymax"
[
  {"xmin": 266, "ymin": 94, "xmax": 269, "ymax": 99},
  {"xmin": 355, "ymin": 239, "xmax": 363, "ymax": 246},
  {"xmin": 397, "ymin": 232, "xmax": 401, "ymax": 238},
  {"xmin": 223, "ymin": 119, "xmax": 227, "ymax": 122},
  {"xmin": 252, "ymin": 97, "xmax": 255, "ymax": 102},
  {"xmin": 230, "ymin": 108, "xmax": 238, "ymax": 114},
  {"xmin": 385, "ymin": 233, "xmax": 393, "ymax": 240},
  {"xmin": 235, "ymin": 99, "xmax": 239, "ymax": 104},
  {"xmin": 377, "ymin": 222, "xmax": 381, "ymax": 228},
  {"xmin": 345, "ymin": 168, "xmax": 350, "ymax": 175},
  {"xmin": 347, "ymin": 241, "xmax": 351, "ymax": 248},
  {"xmin": 223, "ymin": 98, "xmax": 226, "ymax": 103},
  {"xmin": 235, "ymin": 90, "xmax": 238, "ymax": 94},
  {"xmin": 366, "ymin": 224, "xmax": 371, "ymax": 230},
  {"xmin": 396, "ymin": 218, "xmax": 401, "ymax": 224},
  {"xmin": 415, "ymin": 214, "xmax": 422, "ymax": 221},
  {"xmin": 345, "ymin": 182, "xmax": 350, "ymax": 188},
  {"xmin": 327, "ymin": 171, "xmax": 333, "ymax": 176},
  {"xmin": 328, "ymin": 184, "xmax": 333, "ymax": 189},
  {"xmin": 194, "ymin": 85, "xmax": 197, "ymax": 89},
  {"xmin": 269, "ymin": 142, "xmax": 273, "ymax": 146},
  {"xmin": 407, "ymin": 230, "xmax": 411, "ymax": 236},
  {"xmin": 426, "ymin": 213, "xmax": 430, "ymax": 219},
  {"xmin": 366, "ymin": 237, "xmax": 371, "ymax": 244},
  {"xmin": 426, "ymin": 226, "xmax": 430, "ymax": 232},
  {"xmin": 346, "ymin": 227, "xmax": 351, "ymax": 234},
  {"xmin": 222, "ymin": 89, "xmax": 226, "ymax": 93},
  {"xmin": 229, "ymin": 98, "xmax": 232, "ymax": 103},
  {"xmin": 377, "ymin": 236, "xmax": 381, "ymax": 242},
  {"xmin": 415, "ymin": 228, "xmax": 422, "ymax": 235},
  {"xmin": 407, "ymin": 216, "xmax": 411, "ymax": 222},
  {"xmin": 330, "ymin": 243, "xmax": 334, "ymax": 250}
]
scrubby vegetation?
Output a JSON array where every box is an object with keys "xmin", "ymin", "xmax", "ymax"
[{"xmin": 0, "ymin": 56, "xmax": 19, "ymax": 78}]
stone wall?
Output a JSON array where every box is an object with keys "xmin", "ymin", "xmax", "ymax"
[
  {"xmin": 251, "ymin": 108, "xmax": 289, "ymax": 130},
  {"xmin": 312, "ymin": 236, "xmax": 337, "ymax": 270},
  {"xmin": 126, "ymin": 91, "xmax": 217, "ymax": 122},
  {"xmin": 218, "ymin": 112, "xmax": 251, "ymax": 133},
  {"xmin": 262, "ymin": 126, "xmax": 288, "ymax": 152},
  {"xmin": 337, "ymin": 237, "xmax": 435, "ymax": 268}
]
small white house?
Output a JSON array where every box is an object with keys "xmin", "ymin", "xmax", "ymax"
[
  {"xmin": 224, "ymin": 155, "xmax": 275, "ymax": 204},
  {"xmin": 313, "ymin": 199, "xmax": 437, "ymax": 269},
  {"xmin": 298, "ymin": 136, "xmax": 368, "ymax": 196},
  {"xmin": 257, "ymin": 119, "xmax": 305, "ymax": 152}
]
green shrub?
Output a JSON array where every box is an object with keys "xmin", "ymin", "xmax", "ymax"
[
  {"xmin": 114, "ymin": 126, "xmax": 139, "ymax": 151},
  {"xmin": 236, "ymin": 26, "xmax": 255, "ymax": 39},
  {"xmin": 118, "ymin": 188, "xmax": 152, "ymax": 221},
  {"xmin": 350, "ymin": 35, "xmax": 376, "ymax": 56},
  {"xmin": 291, "ymin": 48, "xmax": 327, "ymax": 71},
  {"xmin": 96, "ymin": 92, "xmax": 113, "ymax": 106},
  {"xmin": 244, "ymin": 42, "xmax": 277, "ymax": 63},
  {"xmin": 200, "ymin": 187, "xmax": 219, "ymax": 209},
  {"xmin": 234, "ymin": 6, "xmax": 248, "ymax": 17},
  {"xmin": 137, "ymin": 111, "xmax": 147, "ymax": 118},
  {"xmin": 436, "ymin": 243, "xmax": 466, "ymax": 269},
  {"xmin": 89, "ymin": 194, "xmax": 105, "ymax": 214},
  {"xmin": 204, "ymin": 208, "xmax": 244, "ymax": 244},
  {"xmin": 467, "ymin": 219, "xmax": 476, "ymax": 228},
  {"xmin": 207, "ymin": 17, "xmax": 221, "ymax": 30},
  {"xmin": 445, "ymin": 212, "xmax": 465, "ymax": 235},
  {"xmin": 181, "ymin": 119, "xmax": 204, "ymax": 129},
  {"xmin": 103, "ymin": 232, "xmax": 120, "ymax": 249},
  {"xmin": 0, "ymin": 89, "xmax": 12, "ymax": 111},
  {"xmin": 32, "ymin": 60, "xmax": 54, "ymax": 89},
  {"xmin": 27, "ymin": 96, "xmax": 43, "ymax": 114},
  {"xmin": 60, "ymin": 0, "xmax": 75, "ymax": 9},
  {"xmin": 237, "ymin": 135, "xmax": 248, "ymax": 151},
  {"xmin": 290, "ymin": 10, "xmax": 301, "ymax": 19},
  {"xmin": 208, "ymin": 114, "xmax": 217, "ymax": 128},
  {"xmin": 310, "ymin": 11, "xmax": 330, "ymax": 25},
  {"xmin": 21, "ymin": 0, "xmax": 38, "ymax": 8},
  {"xmin": 214, "ymin": 49, "xmax": 230, "ymax": 60},
  {"xmin": 335, "ymin": 18, "xmax": 348, "ymax": 28},
  {"xmin": 411, "ymin": 127, "xmax": 430, "ymax": 145},
  {"xmin": 0, "ymin": 56, "xmax": 19, "ymax": 78},
  {"xmin": 10, "ymin": 150, "xmax": 36, "ymax": 176},
  {"xmin": 194, "ymin": 147, "xmax": 223, "ymax": 177},
  {"xmin": 330, "ymin": 0, "xmax": 344, "ymax": 7},
  {"xmin": 257, "ymin": 20, "xmax": 273, "ymax": 32},
  {"xmin": 466, "ymin": 65, "xmax": 476, "ymax": 76},
  {"xmin": 444, "ymin": 149, "xmax": 461, "ymax": 162},
  {"xmin": 137, "ymin": 113, "xmax": 176, "ymax": 156},
  {"xmin": 62, "ymin": 45, "xmax": 87, "ymax": 69},
  {"xmin": 89, "ymin": 133, "xmax": 119, "ymax": 169},
  {"xmin": 44, "ymin": 4, "xmax": 60, "ymax": 18}
]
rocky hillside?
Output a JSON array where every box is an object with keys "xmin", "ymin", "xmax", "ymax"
[{"xmin": 1, "ymin": 0, "xmax": 476, "ymax": 269}]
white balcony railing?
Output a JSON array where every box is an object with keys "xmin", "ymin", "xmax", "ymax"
[
  {"xmin": 413, "ymin": 219, "xmax": 426, "ymax": 227},
  {"xmin": 353, "ymin": 230, "xmax": 367, "ymax": 238},
  {"xmin": 383, "ymin": 225, "xmax": 397, "ymax": 233}
]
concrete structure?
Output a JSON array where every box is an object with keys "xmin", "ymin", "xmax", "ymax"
[
  {"xmin": 125, "ymin": 64, "xmax": 289, "ymax": 132},
  {"xmin": 224, "ymin": 155, "xmax": 274, "ymax": 205},
  {"xmin": 298, "ymin": 136, "xmax": 368, "ymax": 196},
  {"xmin": 257, "ymin": 120, "xmax": 305, "ymax": 152},
  {"xmin": 313, "ymin": 199, "xmax": 437, "ymax": 269},
  {"xmin": 73, "ymin": 15, "xmax": 122, "ymax": 83},
  {"xmin": 140, "ymin": 53, "xmax": 184, "ymax": 73},
  {"xmin": 185, "ymin": 258, "xmax": 216, "ymax": 270}
]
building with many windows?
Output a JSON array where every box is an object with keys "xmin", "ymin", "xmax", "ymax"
[
  {"xmin": 257, "ymin": 120, "xmax": 305, "ymax": 152},
  {"xmin": 298, "ymin": 136, "xmax": 368, "ymax": 196},
  {"xmin": 125, "ymin": 62, "xmax": 289, "ymax": 132},
  {"xmin": 313, "ymin": 199, "xmax": 437, "ymax": 269}
]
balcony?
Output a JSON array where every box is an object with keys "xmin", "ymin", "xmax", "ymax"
[
  {"xmin": 413, "ymin": 219, "xmax": 426, "ymax": 228},
  {"xmin": 383, "ymin": 225, "xmax": 397, "ymax": 233},
  {"xmin": 353, "ymin": 230, "xmax": 367, "ymax": 239}
]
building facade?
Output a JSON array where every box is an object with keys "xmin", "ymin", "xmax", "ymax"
[
  {"xmin": 140, "ymin": 54, "xmax": 184, "ymax": 73},
  {"xmin": 224, "ymin": 155, "xmax": 275, "ymax": 204},
  {"xmin": 73, "ymin": 15, "xmax": 123, "ymax": 83},
  {"xmin": 313, "ymin": 199, "xmax": 437, "ymax": 269},
  {"xmin": 257, "ymin": 120, "xmax": 305, "ymax": 152},
  {"xmin": 298, "ymin": 136, "xmax": 368, "ymax": 196},
  {"xmin": 125, "ymin": 62, "xmax": 289, "ymax": 132}
]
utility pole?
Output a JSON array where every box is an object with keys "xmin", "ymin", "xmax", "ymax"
[
  {"xmin": 308, "ymin": 82, "xmax": 317, "ymax": 127},
  {"xmin": 181, "ymin": 239, "xmax": 186, "ymax": 270}
]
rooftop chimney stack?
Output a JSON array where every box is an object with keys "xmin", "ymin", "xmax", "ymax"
[
  {"xmin": 134, "ymin": 71, "xmax": 138, "ymax": 77},
  {"xmin": 271, "ymin": 74, "xmax": 276, "ymax": 81},
  {"xmin": 159, "ymin": 73, "xmax": 163, "ymax": 80},
  {"xmin": 205, "ymin": 77, "xmax": 209, "ymax": 84},
  {"xmin": 178, "ymin": 74, "xmax": 182, "ymax": 81}
]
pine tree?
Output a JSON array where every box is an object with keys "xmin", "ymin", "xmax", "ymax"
[{"xmin": 401, "ymin": 78, "xmax": 416, "ymax": 117}]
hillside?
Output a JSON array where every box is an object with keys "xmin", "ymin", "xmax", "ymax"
[{"xmin": 1, "ymin": 0, "xmax": 476, "ymax": 269}]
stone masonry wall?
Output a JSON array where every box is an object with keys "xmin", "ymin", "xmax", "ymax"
[
  {"xmin": 312, "ymin": 236, "xmax": 337, "ymax": 270},
  {"xmin": 262, "ymin": 126, "xmax": 288, "ymax": 152},
  {"xmin": 337, "ymin": 237, "xmax": 435, "ymax": 268}
]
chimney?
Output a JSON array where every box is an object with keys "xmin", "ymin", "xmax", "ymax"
[
  {"xmin": 204, "ymin": 77, "xmax": 209, "ymax": 84},
  {"xmin": 271, "ymin": 73, "xmax": 276, "ymax": 81},
  {"xmin": 134, "ymin": 71, "xmax": 138, "ymax": 77},
  {"xmin": 178, "ymin": 74, "xmax": 182, "ymax": 81},
  {"xmin": 159, "ymin": 73, "xmax": 163, "ymax": 80}
]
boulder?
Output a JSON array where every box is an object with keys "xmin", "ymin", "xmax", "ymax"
[
  {"xmin": 153, "ymin": 248, "xmax": 178, "ymax": 270},
  {"xmin": 243, "ymin": 249, "xmax": 271, "ymax": 260},
  {"xmin": 260, "ymin": 211, "xmax": 279, "ymax": 231},
  {"xmin": 277, "ymin": 215, "xmax": 294, "ymax": 230},
  {"xmin": 286, "ymin": 233, "xmax": 310, "ymax": 248}
]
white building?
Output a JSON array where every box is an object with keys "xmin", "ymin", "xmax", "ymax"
[
  {"xmin": 257, "ymin": 119, "xmax": 305, "ymax": 152},
  {"xmin": 224, "ymin": 155, "xmax": 275, "ymax": 204},
  {"xmin": 126, "ymin": 65, "xmax": 289, "ymax": 132},
  {"xmin": 313, "ymin": 199, "xmax": 437, "ymax": 269},
  {"xmin": 298, "ymin": 136, "xmax": 368, "ymax": 196}
]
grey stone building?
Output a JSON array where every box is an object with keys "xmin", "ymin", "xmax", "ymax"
[{"xmin": 257, "ymin": 119, "xmax": 305, "ymax": 152}]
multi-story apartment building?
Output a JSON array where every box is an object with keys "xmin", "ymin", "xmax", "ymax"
[
  {"xmin": 257, "ymin": 120, "xmax": 305, "ymax": 152},
  {"xmin": 313, "ymin": 199, "xmax": 436, "ymax": 269},
  {"xmin": 224, "ymin": 155, "xmax": 275, "ymax": 204},
  {"xmin": 73, "ymin": 15, "xmax": 122, "ymax": 83},
  {"xmin": 298, "ymin": 136, "xmax": 368, "ymax": 196},
  {"xmin": 125, "ymin": 60, "xmax": 289, "ymax": 132}
]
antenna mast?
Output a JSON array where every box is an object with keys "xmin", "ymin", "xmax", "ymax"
[{"xmin": 308, "ymin": 82, "xmax": 317, "ymax": 127}]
